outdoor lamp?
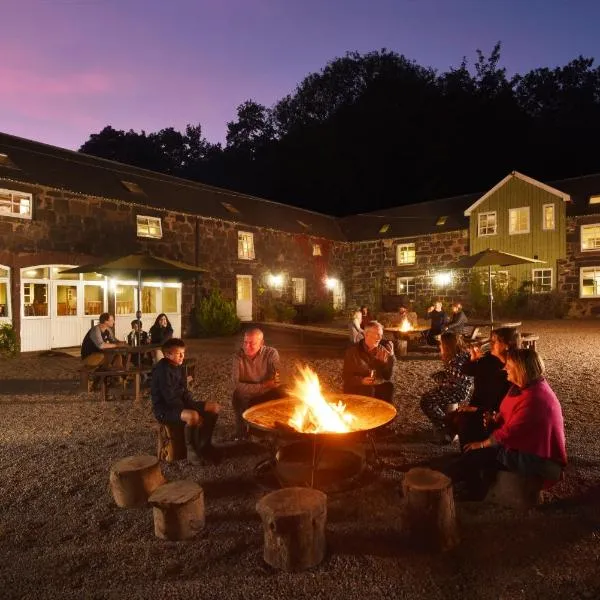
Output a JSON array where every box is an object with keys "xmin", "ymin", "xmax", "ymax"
[
  {"xmin": 268, "ymin": 273, "xmax": 284, "ymax": 288},
  {"xmin": 325, "ymin": 277, "xmax": 338, "ymax": 290},
  {"xmin": 434, "ymin": 272, "xmax": 452, "ymax": 287}
]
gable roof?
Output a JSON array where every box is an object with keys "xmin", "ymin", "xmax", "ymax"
[
  {"xmin": 0, "ymin": 132, "xmax": 346, "ymax": 241},
  {"xmin": 463, "ymin": 171, "xmax": 571, "ymax": 216}
]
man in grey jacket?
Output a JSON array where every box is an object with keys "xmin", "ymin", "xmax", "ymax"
[{"xmin": 232, "ymin": 328, "xmax": 287, "ymax": 439}]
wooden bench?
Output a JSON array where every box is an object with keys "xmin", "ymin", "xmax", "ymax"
[
  {"xmin": 79, "ymin": 366, "xmax": 152, "ymax": 401},
  {"xmin": 156, "ymin": 422, "xmax": 187, "ymax": 462},
  {"xmin": 520, "ymin": 333, "xmax": 539, "ymax": 351}
]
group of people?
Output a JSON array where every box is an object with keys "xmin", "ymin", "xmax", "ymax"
[{"xmin": 81, "ymin": 305, "xmax": 567, "ymax": 496}]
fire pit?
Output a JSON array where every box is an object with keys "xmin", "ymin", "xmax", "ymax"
[{"xmin": 243, "ymin": 366, "xmax": 397, "ymax": 490}]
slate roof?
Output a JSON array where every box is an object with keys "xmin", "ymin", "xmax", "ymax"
[{"xmin": 0, "ymin": 132, "xmax": 346, "ymax": 241}]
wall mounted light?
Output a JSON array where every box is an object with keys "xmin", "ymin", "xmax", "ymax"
[
  {"xmin": 268, "ymin": 273, "xmax": 284, "ymax": 288},
  {"xmin": 325, "ymin": 277, "xmax": 338, "ymax": 290},
  {"xmin": 433, "ymin": 272, "xmax": 452, "ymax": 287}
]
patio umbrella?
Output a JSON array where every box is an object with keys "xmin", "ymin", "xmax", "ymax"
[
  {"xmin": 454, "ymin": 249, "xmax": 544, "ymax": 325},
  {"xmin": 60, "ymin": 253, "xmax": 208, "ymax": 317}
]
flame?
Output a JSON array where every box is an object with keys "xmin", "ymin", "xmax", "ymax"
[
  {"xmin": 399, "ymin": 318, "xmax": 412, "ymax": 332},
  {"xmin": 288, "ymin": 365, "xmax": 355, "ymax": 433}
]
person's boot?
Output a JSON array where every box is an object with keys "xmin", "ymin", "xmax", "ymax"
[{"xmin": 184, "ymin": 426, "xmax": 202, "ymax": 465}]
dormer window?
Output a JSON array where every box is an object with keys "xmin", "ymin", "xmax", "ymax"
[
  {"xmin": 0, "ymin": 153, "xmax": 19, "ymax": 170},
  {"xmin": 0, "ymin": 188, "xmax": 32, "ymax": 219},
  {"xmin": 121, "ymin": 180, "xmax": 144, "ymax": 194},
  {"xmin": 436, "ymin": 216, "xmax": 448, "ymax": 226},
  {"xmin": 312, "ymin": 244, "xmax": 322, "ymax": 256},
  {"xmin": 589, "ymin": 195, "xmax": 600, "ymax": 205},
  {"xmin": 297, "ymin": 220, "xmax": 310, "ymax": 229},
  {"xmin": 222, "ymin": 202, "xmax": 240, "ymax": 214},
  {"xmin": 136, "ymin": 215, "xmax": 162, "ymax": 239},
  {"xmin": 379, "ymin": 224, "xmax": 390, "ymax": 233}
]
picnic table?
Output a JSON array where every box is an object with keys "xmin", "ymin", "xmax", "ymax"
[{"xmin": 383, "ymin": 325, "xmax": 429, "ymax": 356}]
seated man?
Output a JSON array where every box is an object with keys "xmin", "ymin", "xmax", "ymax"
[
  {"xmin": 151, "ymin": 338, "xmax": 220, "ymax": 464},
  {"xmin": 445, "ymin": 301, "xmax": 468, "ymax": 337},
  {"xmin": 342, "ymin": 321, "xmax": 396, "ymax": 403},
  {"xmin": 81, "ymin": 312, "xmax": 124, "ymax": 369},
  {"xmin": 232, "ymin": 328, "xmax": 287, "ymax": 439}
]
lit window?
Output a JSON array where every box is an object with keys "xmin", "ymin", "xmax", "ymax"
[
  {"xmin": 0, "ymin": 265, "xmax": 10, "ymax": 319},
  {"xmin": 0, "ymin": 153, "xmax": 19, "ymax": 170},
  {"xmin": 436, "ymin": 216, "xmax": 448, "ymax": 226},
  {"xmin": 222, "ymin": 202, "xmax": 240, "ymax": 214},
  {"xmin": 532, "ymin": 268, "xmax": 552, "ymax": 293},
  {"xmin": 0, "ymin": 188, "xmax": 32, "ymax": 219},
  {"xmin": 312, "ymin": 244, "xmax": 322, "ymax": 256},
  {"xmin": 136, "ymin": 215, "xmax": 162, "ymax": 239},
  {"xmin": 121, "ymin": 180, "xmax": 144, "ymax": 194},
  {"xmin": 292, "ymin": 277, "xmax": 306, "ymax": 304},
  {"xmin": 589, "ymin": 195, "xmax": 600, "ymax": 205},
  {"xmin": 581, "ymin": 224, "xmax": 600, "ymax": 251},
  {"xmin": 481, "ymin": 270, "xmax": 509, "ymax": 294},
  {"xmin": 379, "ymin": 224, "xmax": 390, "ymax": 233},
  {"xmin": 297, "ymin": 220, "xmax": 310, "ymax": 229},
  {"xmin": 580, "ymin": 266, "xmax": 600, "ymax": 297},
  {"xmin": 238, "ymin": 231, "xmax": 255, "ymax": 260},
  {"xmin": 396, "ymin": 243, "xmax": 415, "ymax": 265},
  {"xmin": 478, "ymin": 212, "xmax": 497, "ymax": 236},
  {"xmin": 396, "ymin": 277, "xmax": 415, "ymax": 300},
  {"xmin": 509, "ymin": 207, "xmax": 530, "ymax": 234},
  {"xmin": 542, "ymin": 204, "xmax": 555, "ymax": 230},
  {"xmin": 162, "ymin": 286, "xmax": 179, "ymax": 313}
]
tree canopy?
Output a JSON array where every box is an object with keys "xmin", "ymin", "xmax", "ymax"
[{"xmin": 79, "ymin": 45, "xmax": 600, "ymax": 216}]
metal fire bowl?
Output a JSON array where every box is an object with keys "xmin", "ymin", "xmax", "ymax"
[{"xmin": 243, "ymin": 393, "xmax": 397, "ymax": 441}]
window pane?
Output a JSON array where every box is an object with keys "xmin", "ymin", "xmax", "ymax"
[
  {"xmin": 21, "ymin": 267, "xmax": 49, "ymax": 279},
  {"xmin": 581, "ymin": 225, "xmax": 600, "ymax": 250},
  {"xmin": 0, "ymin": 267, "xmax": 8, "ymax": 278},
  {"xmin": 52, "ymin": 267, "xmax": 79, "ymax": 280},
  {"xmin": 162, "ymin": 287, "xmax": 178, "ymax": 313},
  {"xmin": 56, "ymin": 284, "xmax": 78, "ymax": 315},
  {"xmin": 84, "ymin": 285, "xmax": 104, "ymax": 315},
  {"xmin": 141, "ymin": 286, "xmax": 158, "ymax": 313},
  {"xmin": 0, "ymin": 282, "xmax": 8, "ymax": 317},
  {"xmin": 83, "ymin": 272, "xmax": 105, "ymax": 281},
  {"xmin": 116, "ymin": 285, "xmax": 135, "ymax": 315},
  {"xmin": 23, "ymin": 283, "xmax": 48, "ymax": 316}
]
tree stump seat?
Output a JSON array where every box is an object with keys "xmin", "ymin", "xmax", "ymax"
[
  {"xmin": 109, "ymin": 455, "xmax": 166, "ymax": 508},
  {"xmin": 485, "ymin": 470, "xmax": 543, "ymax": 510},
  {"xmin": 402, "ymin": 467, "xmax": 460, "ymax": 552},
  {"xmin": 256, "ymin": 487, "xmax": 327, "ymax": 572},
  {"xmin": 156, "ymin": 422, "xmax": 187, "ymax": 462},
  {"xmin": 148, "ymin": 480, "xmax": 205, "ymax": 540}
]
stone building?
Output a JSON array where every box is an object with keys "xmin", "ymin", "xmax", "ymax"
[{"xmin": 1, "ymin": 132, "xmax": 600, "ymax": 351}]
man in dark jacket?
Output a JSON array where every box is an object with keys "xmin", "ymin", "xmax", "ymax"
[
  {"xmin": 342, "ymin": 321, "xmax": 396, "ymax": 402},
  {"xmin": 445, "ymin": 302, "xmax": 468, "ymax": 337},
  {"xmin": 151, "ymin": 338, "xmax": 220, "ymax": 464}
]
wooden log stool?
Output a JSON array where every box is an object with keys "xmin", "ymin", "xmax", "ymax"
[
  {"xmin": 109, "ymin": 455, "xmax": 166, "ymax": 508},
  {"xmin": 485, "ymin": 470, "xmax": 543, "ymax": 511},
  {"xmin": 402, "ymin": 467, "xmax": 459, "ymax": 552},
  {"xmin": 395, "ymin": 338, "xmax": 408, "ymax": 357},
  {"xmin": 256, "ymin": 487, "xmax": 327, "ymax": 572},
  {"xmin": 148, "ymin": 480, "xmax": 205, "ymax": 541},
  {"xmin": 157, "ymin": 423, "xmax": 187, "ymax": 462}
]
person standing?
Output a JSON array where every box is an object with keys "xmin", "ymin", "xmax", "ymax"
[{"xmin": 424, "ymin": 301, "xmax": 448, "ymax": 345}]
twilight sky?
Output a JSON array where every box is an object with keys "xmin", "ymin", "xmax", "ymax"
[{"xmin": 3, "ymin": 0, "xmax": 600, "ymax": 151}]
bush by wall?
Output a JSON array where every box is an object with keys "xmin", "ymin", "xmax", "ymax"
[
  {"xmin": 194, "ymin": 289, "xmax": 241, "ymax": 337},
  {"xmin": 0, "ymin": 323, "xmax": 19, "ymax": 357}
]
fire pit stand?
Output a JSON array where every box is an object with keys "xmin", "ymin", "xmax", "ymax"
[{"xmin": 243, "ymin": 394, "xmax": 397, "ymax": 492}]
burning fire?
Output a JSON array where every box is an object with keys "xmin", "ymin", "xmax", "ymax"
[
  {"xmin": 288, "ymin": 365, "xmax": 355, "ymax": 433},
  {"xmin": 399, "ymin": 318, "xmax": 412, "ymax": 332}
]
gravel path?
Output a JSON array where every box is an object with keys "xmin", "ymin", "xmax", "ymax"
[{"xmin": 1, "ymin": 321, "xmax": 599, "ymax": 599}]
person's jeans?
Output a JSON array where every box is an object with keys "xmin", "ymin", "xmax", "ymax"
[{"xmin": 343, "ymin": 381, "xmax": 394, "ymax": 403}]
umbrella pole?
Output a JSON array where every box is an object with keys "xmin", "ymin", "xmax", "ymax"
[{"xmin": 488, "ymin": 265, "xmax": 494, "ymax": 327}]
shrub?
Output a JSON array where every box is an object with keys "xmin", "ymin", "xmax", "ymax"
[
  {"xmin": 194, "ymin": 289, "xmax": 241, "ymax": 337},
  {"xmin": 0, "ymin": 323, "xmax": 19, "ymax": 357},
  {"xmin": 300, "ymin": 301, "xmax": 335, "ymax": 324}
]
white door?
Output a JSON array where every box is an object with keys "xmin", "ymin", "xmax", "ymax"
[
  {"xmin": 236, "ymin": 275, "xmax": 253, "ymax": 321},
  {"xmin": 333, "ymin": 280, "xmax": 346, "ymax": 311},
  {"xmin": 51, "ymin": 281, "xmax": 81, "ymax": 348}
]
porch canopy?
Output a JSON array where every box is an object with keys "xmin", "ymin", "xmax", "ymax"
[
  {"xmin": 455, "ymin": 248, "xmax": 543, "ymax": 326},
  {"xmin": 60, "ymin": 253, "xmax": 208, "ymax": 318}
]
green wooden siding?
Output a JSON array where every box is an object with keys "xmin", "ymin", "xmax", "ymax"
[{"xmin": 469, "ymin": 177, "xmax": 566, "ymax": 289}]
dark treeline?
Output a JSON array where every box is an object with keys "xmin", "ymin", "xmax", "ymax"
[{"xmin": 79, "ymin": 44, "xmax": 600, "ymax": 216}]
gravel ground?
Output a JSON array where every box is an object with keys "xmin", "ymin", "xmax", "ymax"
[{"xmin": 1, "ymin": 321, "xmax": 599, "ymax": 600}]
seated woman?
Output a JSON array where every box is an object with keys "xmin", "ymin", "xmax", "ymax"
[
  {"xmin": 348, "ymin": 310, "xmax": 364, "ymax": 344},
  {"xmin": 149, "ymin": 313, "xmax": 174, "ymax": 363},
  {"xmin": 420, "ymin": 331, "xmax": 474, "ymax": 443},
  {"xmin": 445, "ymin": 327, "xmax": 520, "ymax": 449},
  {"xmin": 444, "ymin": 348, "xmax": 567, "ymax": 498}
]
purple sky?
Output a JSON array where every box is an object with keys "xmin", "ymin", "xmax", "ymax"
[{"xmin": 3, "ymin": 0, "xmax": 600, "ymax": 151}]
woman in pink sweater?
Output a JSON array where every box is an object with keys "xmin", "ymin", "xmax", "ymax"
[{"xmin": 444, "ymin": 348, "xmax": 567, "ymax": 497}]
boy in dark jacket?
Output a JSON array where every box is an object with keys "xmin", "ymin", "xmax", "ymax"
[{"xmin": 151, "ymin": 338, "xmax": 220, "ymax": 464}]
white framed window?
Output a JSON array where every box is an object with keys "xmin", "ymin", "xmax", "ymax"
[
  {"xmin": 136, "ymin": 215, "xmax": 162, "ymax": 239},
  {"xmin": 396, "ymin": 243, "xmax": 416, "ymax": 265},
  {"xmin": 581, "ymin": 224, "xmax": 600, "ymax": 252},
  {"xmin": 478, "ymin": 211, "xmax": 497, "ymax": 236},
  {"xmin": 291, "ymin": 277, "xmax": 306, "ymax": 304},
  {"xmin": 0, "ymin": 188, "xmax": 32, "ymax": 220},
  {"xmin": 580, "ymin": 266, "xmax": 600, "ymax": 298},
  {"xmin": 396, "ymin": 276, "xmax": 416, "ymax": 300},
  {"xmin": 532, "ymin": 268, "xmax": 553, "ymax": 293},
  {"xmin": 238, "ymin": 231, "xmax": 255, "ymax": 260},
  {"xmin": 312, "ymin": 244, "xmax": 322, "ymax": 256},
  {"xmin": 0, "ymin": 265, "xmax": 11, "ymax": 319},
  {"xmin": 481, "ymin": 270, "xmax": 509, "ymax": 294},
  {"xmin": 589, "ymin": 195, "xmax": 600, "ymax": 205},
  {"xmin": 509, "ymin": 207, "xmax": 530, "ymax": 234},
  {"xmin": 542, "ymin": 204, "xmax": 555, "ymax": 230}
]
